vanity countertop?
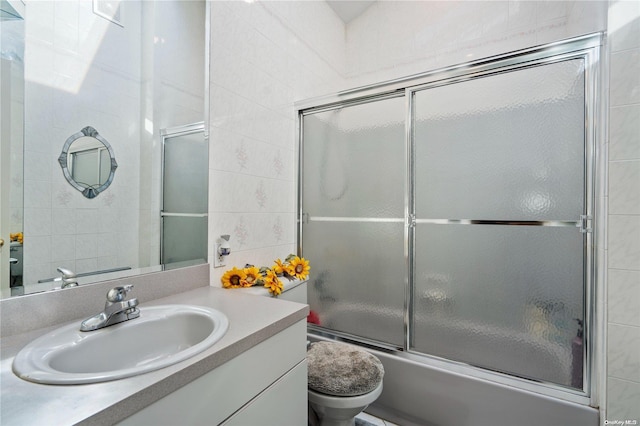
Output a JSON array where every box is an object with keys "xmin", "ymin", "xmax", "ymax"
[{"xmin": 0, "ymin": 286, "xmax": 309, "ymax": 426}]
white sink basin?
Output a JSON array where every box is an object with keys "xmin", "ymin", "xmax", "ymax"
[{"xmin": 13, "ymin": 304, "xmax": 229, "ymax": 385}]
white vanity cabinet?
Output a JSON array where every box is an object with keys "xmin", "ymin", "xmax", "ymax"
[
  {"xmin": 119, "ymin": 320, "xmax": 307, "ymax": 426},
  {"xmin": 222, "ymin": 360, "xmax": 307, "ymax": 426}
]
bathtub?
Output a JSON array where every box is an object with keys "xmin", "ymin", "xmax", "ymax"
[
  {"xmin": 308, "ymin": 332, "xmax": 598, "ymax": 426},
  {"xmin": 250, "ymin": 281, "xmax": 598, "ymax": 425},
  {"xmin": 308, "ymin": 303, "xmax": 599, "ymax": 426}
]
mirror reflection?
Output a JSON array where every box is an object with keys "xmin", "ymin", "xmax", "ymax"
[
  {"xmin": 58, "ymin": 126, "xmax": 117, "ymax": 199},
  {"xmin": 68, "ymin": 137, "xmax": 111, "ymax": 188},
  {"xmin": 1, "ymin": 0, "xmax": 207, "ymax": 298},
  {"xmin": 0, "ymin": 0, "xmax": 24, "ymax": 295}
]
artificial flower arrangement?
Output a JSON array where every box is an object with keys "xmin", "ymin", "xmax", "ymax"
[{"xmin": 221, "ymin": 254, "xmax": 310, "ymax": 296}]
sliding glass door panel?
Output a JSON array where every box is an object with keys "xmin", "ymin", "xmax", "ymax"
[
  {"xmin": 161, "ymin": 125, "xmax": 208, "ymax": 265},
  {"xmin": 302, "ymin": 95, "xmax": 406, "ymax": 347},
  {"xmin": 302, "ymin": 96, "xmax": 406, "ymax": 219},
  {"xmin": 411, "ymin": 224, "xmax": 583, "ymax": 387},
  {"xmin": 161, "ymin": 216, "xmax": 207, "ymax": 265},
  {"xmin": 414, "ymin": 59, "xmax": 585, "ymax": 222},
  {"xmin": 410, "ymin": 59, "xmax": 587, "ymax": 389},
  {"xmin": 304, "ymin": 221, "xmax": 405, "ymax": 347}
]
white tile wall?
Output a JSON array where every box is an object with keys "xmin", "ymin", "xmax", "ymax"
[
  {"xmin": 607, "ymin": 0, "xmax": 640, "ymax": 422},
  {"xmin": 207, "ymin": 1, "xmax": 344, "ymax": 285},
  {"xmin": 610, "ymin": 105, "xmax": 640, "ymax": 161},
  {"xmin": 608, "ymin": 269, "xmax": 640, "ymax": 327},
  {"xmin": 343, "ymin": 0, "xmax": 607, "ymax": 89}
]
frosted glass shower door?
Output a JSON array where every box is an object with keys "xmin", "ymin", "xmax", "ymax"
[
  {"xmin": 410, "ymin": 59, "xmax": 588, "ymax": 389},
  {"xmin": 302, "ymin": 95, "xmax": 406, "ymax": 347},
  {"xmin": 161, "ymin": 125, "xmax": 208, "ymax": 265}
]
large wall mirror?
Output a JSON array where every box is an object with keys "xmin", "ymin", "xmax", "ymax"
[{"xmin": 0, "ymin": 0, "xmax": 209, "ymax": 298}]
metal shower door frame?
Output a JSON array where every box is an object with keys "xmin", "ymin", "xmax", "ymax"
[
  {"xmin": 404, "ymin": 52, "xmax": 599, "ymax": 404},
  {"xmin": 297, "ymin": 33, "xmax": 602, "ymax": 406},
  {"xmin": 159, "ymin": 122, "xmax": 208, "ymax": 264}
]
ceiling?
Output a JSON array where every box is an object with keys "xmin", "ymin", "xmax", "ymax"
[{"xmin": 326, "ymin": 0, "xmax": 376, "ymax": 24}]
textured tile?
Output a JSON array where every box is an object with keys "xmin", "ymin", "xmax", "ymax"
[
  {"xmin": 24, "ymin": 151, "xmax": 52, "ymax": 181},
  {"xmin": 610, "ymin": 48, "xmax": 640, "ymax": 107},
  {"xmin": 608, "ymin": 215, "xmax": 640, "ymax": 270},
  {"xmin": 609, "ymin": 269, "xmax": 640, "ymax": 327},
  {"xmin": 25, "ymin": 235, "xmax": 52, "ymax": 265},
  {"xmin": 75, "ymin": 257, "xmax": 98, "ymax": 274},
  {"xmin": 609, "ymin": 0, "xmax": 640, "ymax": 52},
  {"xmin": 75, "ymin": 233, "xmax": 98, "ymax": 259},
  {"xmin": 23, "ymin": 179, "xmax": 52, "ymax": 209},
  {"xmin": 23, "ymin": 208, "xmax": 52, "ymax": 237},
  {"xmin": 607, "ymin": 377, "xmax": 640, "ymax": 422},
  {"xmin": 75, "ymin": 208, "xmax": 100, "ymax": 234},
  {"xmin": 607, "ymin": 323, "xmax": 640, "ymax": 382},
  {"xmin": 51, "ymin": 235, "xmax": 76, "ymax": 263},
  {"xmin": 609, "ymin": 160, "xmax": 640, "ymax": 215},
  {"xmin": 536, "ymin": 0, "xmax": 568, "ymax": 23},
  {"xmin": 610, "ymin": 105, "xmax": 640, "ymax": 161},
  {"xmin": 566, "ymin": 0, "xmax": 608, "ymax": 38},
  {"xmin": 52, "ymin": 208, "xmax": 76, "ymax": 235}
]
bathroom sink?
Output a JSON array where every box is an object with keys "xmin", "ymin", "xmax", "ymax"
[{"xmin": 13, "ymin": 304, "xmax": 229, "ymax": 385}]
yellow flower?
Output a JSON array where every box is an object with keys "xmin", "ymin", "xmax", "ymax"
[
  {"xmin": 242, "ymin": 266, "xmax": 261, "ymax": 287},
  {"xmin": 221, "ymin": 267, "xmax": 246, "ymax": 288},
  {"xmin": 289, "ymin": 256, "xmax": 310, "ymax": 280},
  {"xmin": 263, "ymin": 269, "xmax": 283, "ymax": 296},
  {"xmin": 272, "ymin": 259, "xmax": 287, "ymax": 275}
]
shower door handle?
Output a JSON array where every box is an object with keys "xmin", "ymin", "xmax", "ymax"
[{"xmin": 576, "ymin": 215, "xmax": 592, "ymax": 233}]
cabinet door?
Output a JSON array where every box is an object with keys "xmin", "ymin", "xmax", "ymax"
[{"xmin": 222, "ymin": 360, "xmax": 307, "ymax": 426}]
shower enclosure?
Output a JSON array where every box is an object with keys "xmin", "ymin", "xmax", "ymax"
[
  {"xmin": 299, "ymin": 34, "xmax": 600, "ymax": 404},
  {"xmin": 160, "ymin": 123, "xmax": 208, "ymax": 265}
]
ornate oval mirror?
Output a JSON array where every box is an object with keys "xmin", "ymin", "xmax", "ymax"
[{"xmin": 58, "ymin": 126, "xmax": 118, "ymax": 199}]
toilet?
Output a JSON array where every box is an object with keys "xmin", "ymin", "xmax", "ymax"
[
  {"xmin": 9, "ymin": 242, "xmax": 23, "ymax": 287},
  {"xmin": 307, "ymin": 341, "xmax": 384, "ymax": 426},
  {"xmin": 243, "ymin": 280, "xmax": 384, "ymax": 425}
]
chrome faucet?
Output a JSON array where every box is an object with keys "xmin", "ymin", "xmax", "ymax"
[
  {"xmin": 80, "ymin": 285, "xmax": 140, "ymax": 332},
  {"xmin": 57, "ymin": 267, "xmax": 78, "ymax": 288}
]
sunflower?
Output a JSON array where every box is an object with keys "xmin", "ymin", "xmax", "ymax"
[
  {"xmin": 272, "ymin": 259, "xmax": 287, "ymax": 276},
  {"xmin": 289, "ymin": 256, "xmax": 310, "ymax": 280},
  {"xmin": 242, "ymin": 266, "xmax": 261, "ymax": 287},
  {"xmin": 263, "ymin": 269, "xmax": 284, "ymax": 296},
  {"xmin": 221, "ymin": 267, "xmax": 246, "ymax": 288}
]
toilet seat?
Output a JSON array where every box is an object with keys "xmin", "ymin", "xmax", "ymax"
[
  {"xmin": 307, "ymin": 342, "xmax": 385, "ymax": 426},
  {"xmin": 307, "ymin": 341, "xmax": 384, "ymax": 397}
]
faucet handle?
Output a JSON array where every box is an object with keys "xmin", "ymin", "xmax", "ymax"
[
  {"xmin": 58, "ymin": 267, "xmax": 78, "ymax": 288},
  {"xmin": 57, "ymin": 266, "xmax": 77, "ymax": 278},
  {"xmin": 106, "ymin": 285, "xmax": 134, "ymax": 303}
]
